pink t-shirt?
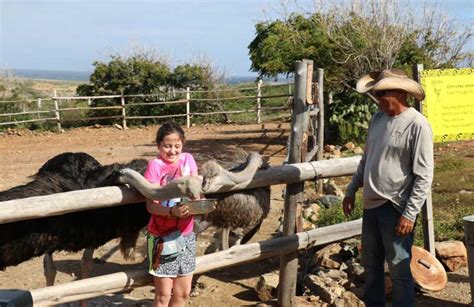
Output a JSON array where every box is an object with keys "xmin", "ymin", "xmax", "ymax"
[{"xmin": 144, "ymin": 152, "xmax": 198, "ymax": 236}]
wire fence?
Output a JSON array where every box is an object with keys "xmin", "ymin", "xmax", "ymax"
[{"xmin": 0, "ymin": 82, "xmax": 294, "ymax": 132}]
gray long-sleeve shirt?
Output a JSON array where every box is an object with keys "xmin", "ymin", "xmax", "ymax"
[{"xmin": 345, "ymin": 107, "xmax": 434, "ymax": 222}]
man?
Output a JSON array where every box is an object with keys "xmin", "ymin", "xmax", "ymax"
[{"xmin": 343, "ymin": 68, "xmax": 434, "ymax": 307}]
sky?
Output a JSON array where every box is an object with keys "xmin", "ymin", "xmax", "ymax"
[{"xmin": 0, "ymin": 0, "xmax": 473, "ymax": 77}]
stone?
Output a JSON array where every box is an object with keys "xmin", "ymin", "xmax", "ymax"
[
  {"xmin": 304, "ymin": 274, "xmax": 342, "ymax": 304},
  {"xmin": 314, "ymin": 243, "xmax": 344, "ymax": 269},
  {"xmin": 324, "ymin": 269, "xmax": 348, "ymax": 282},
  {"xmin": 311, "ymin": 203, "xmax": 322, "ymax": 214},
  {"xmin": 324, "ymin": 144, "xmax": 336, "ymax": 152},
  {"xmin": 435, "ymin": 240, "xmax": 467, "ymax": 272},
  {"xmin": 332, "ymin": 149, "xmax": 341, "ymax": 158},
  {"xmin": 317, "ymin": 195, "xmax": 342, "ymax": 209},
  {"xmin": 255, "ymin": 272, "xmax": 279, "ymax": 301},
  {"xmin": 295, "ymin": 295, "xmax": 329, "ymax": 306},
  {"xmin": 353, "ymin": 146, "xmax": 364, "ymax": 155},
  {"xmin": 323, "ymin": 180, "xmax": 344, "ymax": 198},
  {"xmin": 340, "ymin": 291, "xmax": 365, "ymax": 306},
  {"xmin": 344, "ymin": 142, "xmax": 355, "ymax": 151},
  {"xmin": 347, "ymin": 262, "xmax": 365, "ymax": 283},
  {"xmin": 303, "ymin": 220, "xmax": 316, "ymax": 231}
]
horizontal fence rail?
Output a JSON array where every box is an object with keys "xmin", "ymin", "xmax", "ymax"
[
  {"xmin": 0, "ymin": 156, "xmax": 361, "ymax": 225},
  {"xmin": 28, "ymin": 219, "xmax": 362, "ymax": 305},
  {"xmin": 0, "ymin": 82, "xmax": 294, "ymax": 131}
]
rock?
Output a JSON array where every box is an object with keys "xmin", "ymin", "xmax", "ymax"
[
  {"xmin": 303, "ymin": 220, "xmax": 316, "ymax": 230},
  {"xmin": 323, "ymin": 180, "xmax": 344, "ymax": 198},
  {"xmin": 435, "ymin": 240, "xmax": 467, "ymax": 272},
  {"xmin": 344, "ymin": 142, "xmax": 355, "ymax": 151},
  {"xmin": 114, "ymin": 124, "xmax": 123, "ymax": 130},
  {"xmin": 323, "ymin": 268, "xmax": 348, "ymax": 282},
  {"xmin": 295, "ymin": 295, "xmax": 329, "ymax": 306},
  {"xmin": 314, "ymin": 243, "xmax": 344, "ymax": 269},
  {"xmin": 336, "ymin": 291, "xmax": 365, "ymax": 307},
  {"xmin": 324, "ymin": 145, "xmax": 336, "ymax": 152},
  {"xmin": 304, "ymin": 274, "xmax": 344, "ymax": 304},
  {"xmin": 255, "ymin": 272, "xmax": 279, "ymax": 301},
  {"xmin": 339, "ymin": 262, "xmax": 348, "ymax": 271},
  {"xmin": 353, "ymin": 146, "xmax": 364, "ymax": 155},
  {"xmin": 347, "ymin": 262, "xmax": 365, "ymax": 283},
  {"xmin": 317, "ymin": 195, "xmax": 342, "ymax": 209},
  {"xmin": 311, "ymin": 203, "xmax": 322, "ymax": 214},
  {"xmin": 339, "ymin": 243, "xmax": 358, "ymax": 260}
]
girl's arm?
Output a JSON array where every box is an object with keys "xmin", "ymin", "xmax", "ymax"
[
  {"xmin": 146, "ymin": 200, "xmax": 171, "ymax": 216},
  {"xmin": 146, "ymin": 199, "xmax": 185, "ymax": 217}
]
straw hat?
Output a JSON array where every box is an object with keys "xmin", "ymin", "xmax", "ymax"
[{"xmin": 356, "ymin": 68, "xmax": 425, "ymax": 101}]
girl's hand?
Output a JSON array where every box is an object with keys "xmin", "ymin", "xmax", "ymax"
[{"xmin": 170, "ymin": 205, "xmax": 190, "ymax": 218}]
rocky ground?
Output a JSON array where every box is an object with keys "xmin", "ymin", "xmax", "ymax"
[{"xmin": 0, "ymin": 123, "xmax": 471, "ymax": 306}]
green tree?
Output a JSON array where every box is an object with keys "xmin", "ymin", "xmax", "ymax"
[
  {"xmin": 248, "ymin": 0, "xmax": 472, "ymax": 142},
  {"xmin": 77, "ymin": 55, "xmax": 171, "ymax": 96}
]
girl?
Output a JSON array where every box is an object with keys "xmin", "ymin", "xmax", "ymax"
[{"xmin": 144, "ymin": 122, "xmax": 198, "ymax": 307}]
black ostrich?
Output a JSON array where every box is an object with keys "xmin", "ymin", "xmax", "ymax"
[
  {"xmin": 0, "ymin": 152, "xmax": 150, "ymax": 285},
  {"xmin": 0, "ymin": 149, "xmax": 270, "ymax": 288}
]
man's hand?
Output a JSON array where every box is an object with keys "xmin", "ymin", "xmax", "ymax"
[
  {"xmin": 342, "ymin": 197, "xmax": 355, "ymax": 218},
  {"xmin": 395, "ymin": 215, "xmax": 415, "ymax": 236}
]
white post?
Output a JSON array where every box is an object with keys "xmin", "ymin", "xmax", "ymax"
[
  {"xmin": 53, "ymin": 97, "xmax": 62, "ymax": 133},
  {"xmin": 87, "ymin": 98, "xmax": 92, "ymax": 106},
  {"xmin": 186, "ymin": 87, "xmax": 191, "ymax": 128},
  {"xmin": 37, "ymin": 98, "xmax": 42, "ymax": 108},
  {"xmin": 121, "ymin": 93, "xmax": 127, "ymax": 129},
  {"xmin": 256, "ymin": 79, "xmax": 262, "ymax": 124}
]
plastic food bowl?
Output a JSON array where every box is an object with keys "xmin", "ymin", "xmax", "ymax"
[{"xmin": 181, "ymin": 199, "xmax": 217, "ymax": 215}]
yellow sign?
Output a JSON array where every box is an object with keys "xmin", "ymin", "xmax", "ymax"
[{"xmin": 420, "ymin": 68, "xmax": 474, "ymax": 142}]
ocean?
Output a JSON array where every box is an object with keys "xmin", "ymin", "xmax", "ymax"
[{"xmin": 12, "ymin": 68, "xmax": 264, "ymax": 84}]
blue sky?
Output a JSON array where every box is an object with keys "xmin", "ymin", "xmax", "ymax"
[{"xmin": 0, "ymin": 0, "xmax": 473, "ymax": 77}]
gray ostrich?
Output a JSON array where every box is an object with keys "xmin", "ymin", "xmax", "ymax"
[
  {"xmin": 194, "ymin": 148, "xmax": 271, "ymax": 249},
  {"xmin": 120, "ymin": 148, "xmax": 271, "ymax": 250}
]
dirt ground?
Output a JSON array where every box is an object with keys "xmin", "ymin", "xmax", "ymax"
[{"xmin": 0, "ymin": 123, "xmax": 471, "ymax": 306}]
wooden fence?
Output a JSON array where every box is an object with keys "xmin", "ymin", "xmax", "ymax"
[
  {"xmin": 0, "ymin": 82, "xmax": 293, "ymax": 131},
  {"xmin": 0, "ymin": 156, "xmax": 363, "ymax": 305}
]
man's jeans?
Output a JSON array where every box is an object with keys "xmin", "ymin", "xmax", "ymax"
[{"xmin": 361, "ymin": 202, "xmax": 415, "ymax": 307}]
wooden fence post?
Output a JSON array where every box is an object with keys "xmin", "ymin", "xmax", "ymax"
[
  {"xmin": 186, "ymin": 87, "xmax": 191, "ymax": 128},
  {"xmin": 412, "ymin": 63, "xmax": 435, "ymax": 255},
  {"xmin": 53, "ymin": 90, "xmax": 61, "ymax": 133},
  {"xmin": 316, "ymin": 68, "xmax": 325, "ymax": 193},
  {"xmin": 120, "ymin": 92, "xmax": 127, "ymax": 129},
  {"xmin": 256, "ymin": 79, "xmax": 262, "ymax": 124},
  {"xmin": 278, "ymin": 59, "xmax": 312, "ymax": 307}
]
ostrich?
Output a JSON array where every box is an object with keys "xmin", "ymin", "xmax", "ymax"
[
  {"xmin": 120, "ymin": 148, "xmax": 271, "ymax": 250},
  {"xmin": 0, "ymin": 152, "xmax": 150, "ymax": 286},
  {"xmin": 0, "ymin": 149, "xmax": 269, "ymax": 288},
  {"xmin": 193, "ymin": 149, "xmax": 271, "ymax": 249}
]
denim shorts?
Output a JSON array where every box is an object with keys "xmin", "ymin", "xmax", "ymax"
[{"xmin": 147, "ymin": 232, "xmax": 196, "ymax": 278}]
